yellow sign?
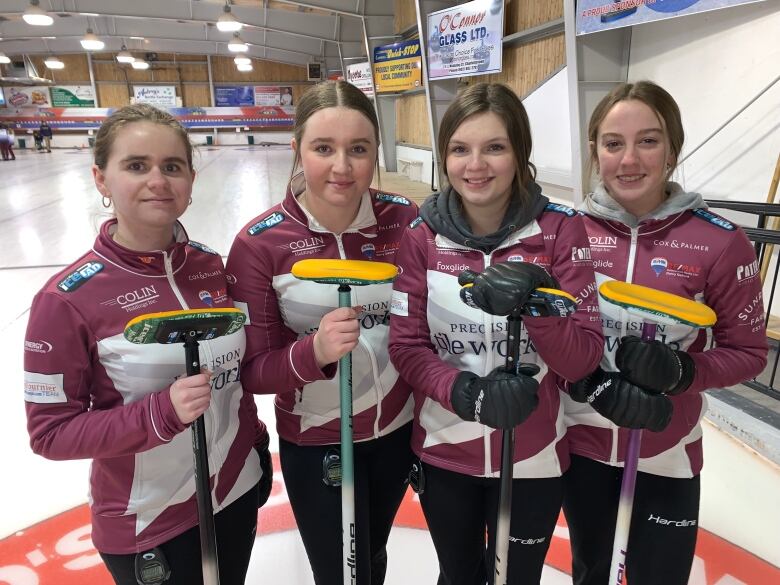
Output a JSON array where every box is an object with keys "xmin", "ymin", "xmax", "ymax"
[{"xmin": 372, "ymin": 40, "xmax": 422, "ymax": 93}]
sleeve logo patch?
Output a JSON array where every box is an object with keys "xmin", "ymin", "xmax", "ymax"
[
  {"xmin": 188, "ymin": 240, "xmax": 219, "ymax": 255},
  {"xmin": 248, "ymin": 212, "xmax": 285, "ymax": 236},
  {"xmin": 390, "ymin": 290, "xmax": 409, "ymax": 317},
  {"xmin": 57, "ymin": 261, "xmax": 103, "ymax": 292},
  {"xmin": 24, "ymin": 372, "xmax": 66, "ymax": 403},
  {"xmin": 545, "ymin": 203, "xmax": 576, "ymax": 217},
  {"xmin": 692, "ymin": 208, "xmax": 735, "ymax": 231},
  {"xmin": 409, "ymin": 216, "xmax": 424, "ymax": 229},
  {"xmin": 377, "ymin": 193, "xmax": 411, "ymax": 206}
]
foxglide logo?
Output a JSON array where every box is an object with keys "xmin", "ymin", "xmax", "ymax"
[
  {"xmin": 347, "ymin": 523, "xmax": 357, "ymax": 584},
  {"xmin": 587, "ymin": 377, "xmax": 612, "ymax": 403},
  {"xmin": 473, "ymin": 388, "xmax": 486, "ymax": 424}
]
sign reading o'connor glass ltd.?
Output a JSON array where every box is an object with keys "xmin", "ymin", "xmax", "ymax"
[{"xmin": 426, "ymin": 0, "xmax": 504, "ymax": 81}]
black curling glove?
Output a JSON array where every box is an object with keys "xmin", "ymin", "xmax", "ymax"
[
  {"xmin": 451, "ymin": 364, "xmax": 541, "ymax": 429},
  {"xmin": 616, "ymin": 336, "xmax": 696, "ymax": 396},
  {"xmin": 458, "ymin": 262, "xmax": 559, "ymax": 316},
  {"xmin": 569, "ymin": 367, "xmax": 673, "ymax": 432}
]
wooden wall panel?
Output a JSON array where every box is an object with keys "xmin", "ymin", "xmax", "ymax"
[
  {"xmin": 29, "ymin": 54, "xmax": 90, "ymax": 83},
  {"xmin": 182, "ymin": 84, "xmax": 211, "ymax": 108},
  {"xmin": 97, "ymin": 84, "xmax": 130, "ymax": 109},
  {"xmin": 396, "ymin": 93, "xmax": 432, "ymax": 147},
  {"xmin": 210, "ymin": 56, "xmax": 308, "ymax": 82},
  {"xmin": 480, "ymin": 34, "xmax": 565, "ymax": 98},
  {"xmin": 506, "ymin": 0, "xmax": 563, "ymax": 32},
  {"xmin": 394, "ymin": 0, "xmax": 419, "ymax": 34}
]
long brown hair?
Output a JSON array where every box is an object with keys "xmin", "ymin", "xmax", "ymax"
[{"xmin": 438, "ymin": 83, "xmax": 535, "ymax": 199}]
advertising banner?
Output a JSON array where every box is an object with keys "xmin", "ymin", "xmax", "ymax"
[
  {"xmin": 346, "ymin": 62, "xmax": 375, "ymax": 97},
  {"xmin": 133, "ymin": 86, "xmax": 177, "ymax": 107},
  {"xmin": 51, "ymin": 86, "xmax": 96, "ymax": 107},
  {"xmin": 254, "ymin": 86, "xmax": 294, "ymax": 106},
  {"xmin": 215, "ymin": 85, "xmax": 255, "ymax": 107},
  {"xmin": 373, "ymin": 39, "xmax": 422, "ymax": 93},
  {"xmin": 3, "ymin": 86, "xmax": 51, "ymax": 108},
  {"xmin": 427, "ymin": 0, "xmax": 504, "ymax": 80},
  {"xmin": 576, "ymin": 0, "xmax": 767, "ymax": 36}
]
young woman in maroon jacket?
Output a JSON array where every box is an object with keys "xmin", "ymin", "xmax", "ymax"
[
  {"xmin": 226, "ymin": 81, "xmax": 418, "ymax": 585},
  {"xmin": 389, "ymin": 83, "xmax": 604, "ymax": 585},
  {"xmin": 23, "ymin": 104, "xmax": 271, "ymax": 585},
  {"xmin": 563, "ymin": 80, "xmax": 768, "ymax": 585}
]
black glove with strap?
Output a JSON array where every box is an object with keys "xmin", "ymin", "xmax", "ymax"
[
  {"xmin": 451, "ymin": 364, "xmax": 541, "ymax": 429},
  {"xmin": 616, "ymin": 336, "xmax": 696, "ymax": 396},
  {"xmin": 459, "ymin": 262, "xmax": 559, "ymax": 316},
  {"xmin": 569, "ymin": 367, "xmax": 673, "ymax": 432}
]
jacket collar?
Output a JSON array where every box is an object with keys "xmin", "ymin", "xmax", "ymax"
[{"xmin": 93, "ymin": 218, "xmax": 189, "ymax": 274}]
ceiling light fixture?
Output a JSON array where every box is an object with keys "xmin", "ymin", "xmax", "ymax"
[
  {"xmin": 0, "ymin": 52, "xmax": 11, "ymax": 64},
  {"xmin": 23, "ymin": 0, "xmax": 54, "ymax": 26},
  {"xmin": 116, "ymin": 46, "xmax": 135, "ymax": 63},
  {"xmin": 237, "ymin": 63, "xmax": 253, "ymax": 72},
  {"xmin": 234, "ymin": 56, "xmax": 251, "ymax": 65},
  {"xmin": 44, "ymin": 55, "xmax": 65, "ymax": 69},
  {"xmin": 131, "ymin": 59, "xmax": 150, "ymax": 70},
  {"xmin": 80, "ymin": 28, "xmax": 105, "ymax": 51},
  {"xmin": 228, "ymin": 33, "xmax": 248, "ymax": 53},
  {"xmin": 217, "ymin": 3, "xmax": 242, "ymax": 32}
]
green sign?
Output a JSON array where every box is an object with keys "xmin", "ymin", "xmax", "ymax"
[{"xmin": 51, "ymin": 86, "xmax": 96, "ymax": 107}]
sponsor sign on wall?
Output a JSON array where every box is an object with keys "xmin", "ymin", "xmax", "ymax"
[
  {"xmin": 4, "ymin": 86, "xmax": 51, "ymax": 107},
  {"xmin": 215, "ymin": 85, "xmax": 255, "ymax": 106},
  {"xmin": 346, "ymin": 62, "xmax": 374, "ymax": 97},
  {"xmin": 51, "ymin": 86, "xmax": 96, "ymax": 107},
  {"xmin": 254, "ymin": 86, "xmax": 294, "ymax": 106},
  {"xmin": 133, "ymin": 85, "xmax": 177, "ymax": 107},
  {"xmin": 373, "ymin": 39, "xmax": 422, "ymax": 93},
  {"xmin": 427, "ymin": 0, "xmax": 504, "ymax": 80},
  {"xmin": 576, "ymin": 0, "xmax": 768, "ymax": 35}
]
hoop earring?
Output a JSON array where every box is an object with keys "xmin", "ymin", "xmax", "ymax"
[
  {"xmin": 188, "ymin": 197, "xmax": 193, "ymax": 205},
  {"xmin": 101, "ymin": 196, "xmax": 112, "ymax": 208}
]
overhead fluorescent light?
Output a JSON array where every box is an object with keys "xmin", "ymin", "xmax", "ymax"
[
  {"xmin": 116, "ymin": 47, "xmax": 135, "ymax": 63},
  {"xmin": 0, "ymin": 52, "xmax": 11, "ymax": 64},
  {"xmin": 80, "ymin": 28, "xmax": 105, "ymax": 51},
  {"xmin": 44, "ymin": 56, "xmax": 65, "ymax": 69},
  {"xmin": 234, "ymin": 56, "xmax": 251, "ymax": 65},
  {"xmin": 217, "ymin": 4, "xmax": 242, "ymax": 32},
  {"xmin": 228, "ymin": 33, "xmax": 248, "ymax": 53},
  {"xmin": 23, "ymin": 0, "xmax": 53, "ymax": 26},
  {"xmin": 131, "ymin": 59, "xmax": 150, "ymax": 70},
  {"xmin": 237, "ymin": 63, "xmax": 253, "ymax": 72}
]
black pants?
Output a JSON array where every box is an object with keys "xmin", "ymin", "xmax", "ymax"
[
  {"xmin": 100, "ymin": 482, "xmax": 260, "ymax": 585},
  {"xmin": 420, "ymin": 462, "xmax": 563, "ymax": 585},
  {"xmin": 280, "ymin": 423, "xmax": 414, "ymax": 585},
  {"xmin": 562, "ymin": 455, "xmax": 700, "ymax": 585}
]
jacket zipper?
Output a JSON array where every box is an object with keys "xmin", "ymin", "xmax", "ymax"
[
  {"xmin": 164, "ymin": 250, "xmax": 220, "ymax": 495},
  {"xmin": 611, "ymin": 226, "xmax": 639, "ymax": 465},
  {"xmin": 482, "ymin": 254, "xmax": 494, "ymax": 477}
]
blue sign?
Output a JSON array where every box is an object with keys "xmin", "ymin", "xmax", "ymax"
[{"xmin": 215, "ymin": 86, "xmax": 255, "ymax": 107}]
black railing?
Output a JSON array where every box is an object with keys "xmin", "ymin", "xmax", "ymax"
[{"xmin": 705, "ymin": 200, "xmax": 780, "ymax": 402}]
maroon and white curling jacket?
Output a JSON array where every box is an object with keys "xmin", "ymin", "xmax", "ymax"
[
  {"xmin": 389, "ymin": 199, "xmax": 604, "ymax": 478},
  {"xmin": 565, "ymin": 183, "xmax": 768, "ymax": 477},
  {"xmin": 225, "ymin": 183, "xmax": 418, "ymax": 446},
  {"xmin": 24, "ymin": 220, "xmax": 262, "ymax": 554}
]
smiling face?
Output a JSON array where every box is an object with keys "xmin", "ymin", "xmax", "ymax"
[
  {"xmin": 594, "ymin": 99, "xmax": 673, "ymax": 217},
  {"xmin": 292, "ymin": 106, "xmax": 377, "ymax": 228},
  {"xmin": 445, "ymin": 111, "xmax": 517, "ymax": 217},
  {"xmin": 92, "ymin": 121, "xmax": 195, "ymax": 250}
]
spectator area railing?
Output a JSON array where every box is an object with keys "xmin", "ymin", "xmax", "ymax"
[{"xmin": 705, "ymin": 199, "xmax": 780, "ymax": 402}]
